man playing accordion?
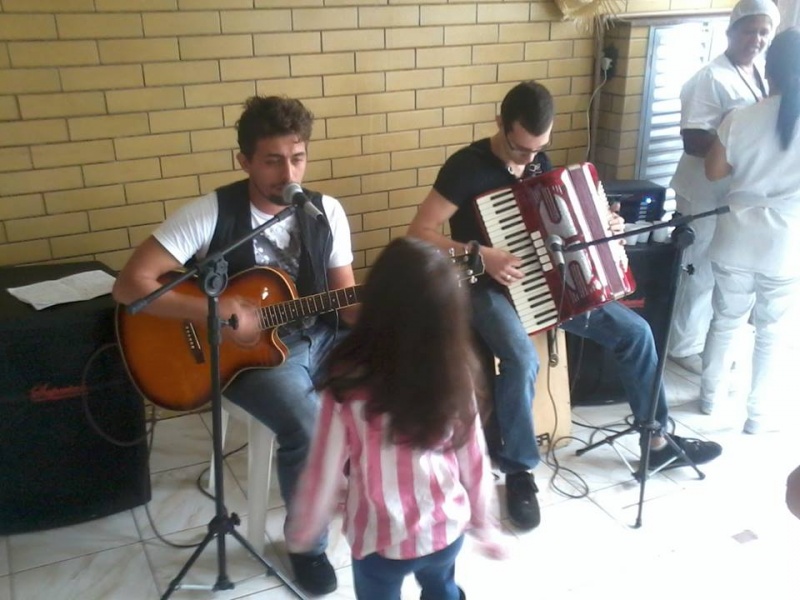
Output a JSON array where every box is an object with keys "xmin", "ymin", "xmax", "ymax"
[{"xmin": 407, "ymin": 80, "xmax": 722, "ymax": 532}]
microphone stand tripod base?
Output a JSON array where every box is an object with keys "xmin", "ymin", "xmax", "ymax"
[
  {"xmin": 572, "ymin": 222, "xmax": 709, "ymax": 528},
  {"xmin": 134, "ymin": 255, "xmax": 309, "ymax": 600}
]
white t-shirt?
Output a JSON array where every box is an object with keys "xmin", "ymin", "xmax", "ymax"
[
  {"xmin": 153, "ymin": 186, "xmax": 353, "ymax": 280},
  {"xmin": 709, "ymin": 96, "xmax": 800, "ymax": 276},
  {"xmin": 670, "ymin": 53, "xmax": 766, "ymax": 206}
]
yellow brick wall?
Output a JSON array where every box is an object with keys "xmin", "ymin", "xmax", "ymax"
[{"xmin": 0, "ymin": 0, "xmax": 729, "ymax": 278}]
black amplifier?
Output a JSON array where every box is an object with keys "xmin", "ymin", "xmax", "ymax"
[
  {"xmin": 0, "ymin": 261, "xmax": 151, "ymax": 534},
  {"xmin": 604, "ymin": 179, "xmax": 667, "ymax": 224}
]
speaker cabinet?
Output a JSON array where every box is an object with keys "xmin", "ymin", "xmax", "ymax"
[
  {"xmin": 567, "ymin": 242, "xmax": 677, "ymax": 405},
  {"xmin": 0, "ymin": 262, "xmax": 151, "ymax": 535}
]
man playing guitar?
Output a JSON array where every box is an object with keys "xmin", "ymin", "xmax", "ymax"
[{"xmin": 113, "ymin": 95, "xmax": 356, "ymax": 597}]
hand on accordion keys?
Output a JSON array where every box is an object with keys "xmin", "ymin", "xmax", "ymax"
[
  {"xmin": 482, "ymin": 245, "xmax": 524, "ymax": 286},
  {"xmin": 607, "ymin": 202, "xmax": 626, "ymax": 240}
]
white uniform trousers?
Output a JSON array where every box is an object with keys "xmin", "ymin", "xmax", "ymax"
[
  {"xmin": 669, "ymin": 193, "xmax": 717, "ymax": 358},
  {"xmin": 701, "ymin": 262, "xmax": 800, "ymax": 421}
]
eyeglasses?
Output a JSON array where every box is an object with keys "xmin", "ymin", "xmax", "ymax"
[{"xmin": 504, "ymin": 132, "xmax": 551, "ymax": 158}]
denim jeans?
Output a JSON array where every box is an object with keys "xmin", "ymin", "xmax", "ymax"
[
  {"xmin": 470, "ymin": 285, "xmax": 541, "ymax": 473},
  {"xmin": 561, "ymin": 301, "xmax": 668, "ymax": 430},
  {"xmin": 224, "ymin": 320, "xmax": 344, "ymax": 556},
  {"xmin": 351, "ymin": 535, "xmax": 464, "ymax": 600}
]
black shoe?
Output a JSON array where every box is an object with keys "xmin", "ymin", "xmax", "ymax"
[
  {"xmin": 647, "ymin": 435, "xmax": 722, "ymax": 471},
  {"xmin": 288, "ymin": 552, "xmax": 337, "ymax": 596},
  {"xmin": 420, "ymin": 586, "xmax": 465, "ymax": 600},
  {"xmin": 505, "ymin": 471, "xmax": 540, "ymax": 531}
]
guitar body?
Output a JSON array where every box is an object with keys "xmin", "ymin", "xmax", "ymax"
[{"xmin": 116, "ymin": 268, "xmax": 295, "ymax": 411}]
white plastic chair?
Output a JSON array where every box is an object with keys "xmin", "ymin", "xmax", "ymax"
[{"xmin": 207, "ymin": 397, "xmax": 276, "ymax": 549}]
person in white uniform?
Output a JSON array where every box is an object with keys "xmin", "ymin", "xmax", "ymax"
[
  {"xmin": 668, "ymin": 0, "xmax": 780, "ymax": 374},
  {"xmin": 701, "ymin": 26, "xmax": 800, "ymax": 434}
]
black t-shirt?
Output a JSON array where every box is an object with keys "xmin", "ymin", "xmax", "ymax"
[{"xmin": 433, "ymin": 138, "xmax": 552, "ymax": 246}]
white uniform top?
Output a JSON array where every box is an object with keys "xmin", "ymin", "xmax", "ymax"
[
  {"xmin": 709, "ymin": 96, "xmax": 800, "ymax": 277},
  {"xmin": 670, "ymin": 53, "xmax": 767, "ymax": 208},
  {"xmin": 153, "ymin": 187, "xmax": 354, "ymax": 277}
]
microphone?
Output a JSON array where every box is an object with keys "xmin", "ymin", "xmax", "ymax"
[
  {"xmin": 546, "ymin": 234, "xmax": 566, "ymax": 273},
  {"xmin": 282, "ymin": 182, "xmax": 325, "ymax": 222}
]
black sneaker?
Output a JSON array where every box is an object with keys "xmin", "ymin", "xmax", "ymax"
[
  {"xmin": 505, "ymin": 471, "xmax": 540, "ymax": 531},
  {"xmin": 647, "ymin": 435, "xmax": 722, "ymax": 471},
  {"xmin": 288, "ymin": 552, "xmax": 337, "ymax": 596}
]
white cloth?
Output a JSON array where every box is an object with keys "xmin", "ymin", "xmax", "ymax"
[
  {"xmin": 669, "ymin": 193, "xmax": 718, "ymax": 358},
  {"xmin": 710, "ymin": 96, "xmax": 800, "ymax": 276},
  {"xmin": 729, "ymin": 0, "xmax": 781, "ymax": 30},
  {"xmin": 153, "ymin": 188, "xmax": 353, "ymax": 274},
  {"xmin": 670, "ymin": 53, "xmax": 767, "ymax": 201},
  {"xmin": 701, "ymin": 95, "xmax": 800, "ymax": 422},
  {"xmin": 701, "ymin": 262, "xmax": 800, "ymax": 421},
  {"xmin": 668, "ymin": 52, "xmax": 765, "ymax": 358}
]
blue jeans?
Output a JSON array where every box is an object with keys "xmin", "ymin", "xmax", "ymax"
[
  {"xmin": 471, "ymin": 285, "xmax": 541, "ymax": 473},
  {"xmin": 561, "ymin": 301, "xmax": 668, "ymax": 430},
  {"xmin": 224, "ymin": 320, "xmax": 344, "ymax": 556},
  {"xmin": 352, "ymin": 535, "xmax": 464, "ymax": 600}
]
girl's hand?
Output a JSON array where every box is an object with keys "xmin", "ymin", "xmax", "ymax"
[
  {"xmin": 475, "ymin": 537, "xmax": 509, "ymax": 560},
  {"xmin": 471, "ymin": 527, "xmax": 509, "ymax": 560}
]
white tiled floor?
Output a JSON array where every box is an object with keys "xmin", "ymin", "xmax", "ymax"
[{"xmin": 2, "ymin": 359, "xmax": 798, "ymax": 600}]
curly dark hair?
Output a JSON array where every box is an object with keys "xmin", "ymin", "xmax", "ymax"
[
  {"xmin": 500, "ymin": 80, "xmax": 554, "ymax": 136},
  {"xmin": 235, "ymin": 95, "xmax": 314, "ymax": 159},
  {"xmin": 318, "ymin": 237, "xmax": 485, "ymax": 450}
]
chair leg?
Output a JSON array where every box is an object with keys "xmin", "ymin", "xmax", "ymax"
[{"xmin": 246, "ymin": 419, "xmax": 274, "ymax": 550}]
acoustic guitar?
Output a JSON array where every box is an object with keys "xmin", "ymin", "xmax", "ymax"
[{"xmin": 116, "ymin": 247, "xmax": 483, "ymax": 411}]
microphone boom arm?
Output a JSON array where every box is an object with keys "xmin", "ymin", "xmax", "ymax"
[{"xmin": 564, "ymin": 206, "xmax": 730, "ymax": 253}]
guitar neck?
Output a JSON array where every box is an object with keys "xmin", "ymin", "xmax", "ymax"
[{"xmin": 257, "ymin": 285, "xmax": 362, "ymax": 330}]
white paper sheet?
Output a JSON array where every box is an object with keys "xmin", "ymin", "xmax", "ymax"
[{"xmin": 6, "ymin": 270, "xmax": 116, "ymax": 310}]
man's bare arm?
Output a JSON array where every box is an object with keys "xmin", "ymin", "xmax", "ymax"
[
  {"xmin": 112, "ymin": 236, "xmax": 260, "ymax": 343},
  {"xmin": 705, "ymin": 136, "xmax": 732, "ymax": 181},
  {"xmin": 682, "ymin": 129, "xmax": 717, "ymax": 158},
  {"xmin": 408, "ymin": 189, "xmax": 522, "ymax": 286}
]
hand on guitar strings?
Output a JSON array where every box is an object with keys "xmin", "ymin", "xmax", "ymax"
[{"xmin": 220, "ymin": 295, "xmax": 261, "ymax": 347}]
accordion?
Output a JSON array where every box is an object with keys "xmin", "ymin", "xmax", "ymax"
[{"xmin": 474, "ymin": 162, "xmax": 635, "ymax": 335}]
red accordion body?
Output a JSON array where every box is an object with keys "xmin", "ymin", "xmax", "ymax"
[{"xmin": 474, "ymin": 162, "xmax": 636, "ymax": 335}]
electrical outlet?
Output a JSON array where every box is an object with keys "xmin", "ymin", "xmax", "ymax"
[{"xmin": 602, "ymin": 44, "xmax": 619, "ymax": 80}]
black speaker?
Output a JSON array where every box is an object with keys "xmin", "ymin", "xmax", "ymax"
[
  {"xmin": 0, "ymin": 262, "xmax": 151, "ymax": 535},
  {"xmin": 567, "ymin": 242, "xmax": 677, "ymax": 405}
]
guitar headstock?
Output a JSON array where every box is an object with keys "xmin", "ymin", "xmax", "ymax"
[{"xmin": 449, "ymin": 240, "xmax": 484, "ymax": 285}]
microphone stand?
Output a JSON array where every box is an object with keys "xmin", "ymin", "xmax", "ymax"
[
  {"xmin": 128, "ymin": 205, "xmax": 309, "ymax": 600},
  {"xmin": 570, "ymin": 206, "xmax": 729, "ymax": 527}
]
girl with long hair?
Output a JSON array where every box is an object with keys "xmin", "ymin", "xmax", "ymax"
[{"xmin": 286, "ymin": 237, "xmax": 505, "ymax": 599}]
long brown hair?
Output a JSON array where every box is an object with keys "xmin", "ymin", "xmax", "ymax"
[{"xmin": 319, "ymin": 237, "xmax": 484, "ymax": 449}]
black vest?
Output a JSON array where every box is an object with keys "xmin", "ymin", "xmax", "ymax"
[{"xmin": 207, "ymin": 178, "xmax": 332, "ymax": 299}]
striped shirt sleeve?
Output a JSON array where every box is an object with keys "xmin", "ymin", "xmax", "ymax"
[
  {"xmin": 285, "ymin": 390, "xmax": 348, "ymax": 552},
  {"xmin": 455, "ymin": 412, "xmax": 495, "ymax": 534}
]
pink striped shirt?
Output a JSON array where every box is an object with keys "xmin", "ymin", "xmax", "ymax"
[{"xmin": 286, "ymin": 388, "xmax": 496, "ymax": 560}]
